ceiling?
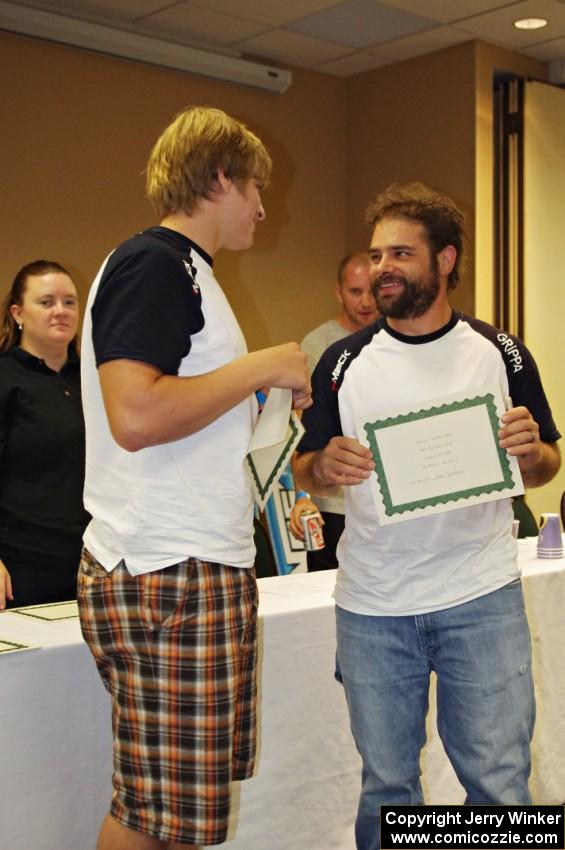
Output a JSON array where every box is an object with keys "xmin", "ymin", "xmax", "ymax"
[{"xmin": 3, "ymin": 0, "xmax": 565, "ymax": 77}]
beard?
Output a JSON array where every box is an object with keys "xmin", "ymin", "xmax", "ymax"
[{"xmin": 373, "ymin": 260, "xmax": 440, "ymax": 320}]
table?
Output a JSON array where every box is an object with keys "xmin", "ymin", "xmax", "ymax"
[
  {"xmin": 422, "ymin": 539, "xmax": 565, "ymax": 805},
  {"xmin": 0, "ymin": 541, "xmax": 563, "ymax": 850}
]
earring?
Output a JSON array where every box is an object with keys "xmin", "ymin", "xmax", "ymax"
[{"xmin": 18, "ymin": 323, "xmax": 23, "ymax": 331}]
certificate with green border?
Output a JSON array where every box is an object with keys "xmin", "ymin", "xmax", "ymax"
[
  {"xmin": 247, "ymin": 413, "xmax": 304, "ymax": 511},
  {"xmin": 11, "ymin": 600, "xmax": 79, "ymax": 621},
  {"xmin": 360, "ymin": 385, "xmax": 524, "ymax": 525},
  {"xmin": 246, "ymin": 387, "xmax": 305, "ymax": 512}
]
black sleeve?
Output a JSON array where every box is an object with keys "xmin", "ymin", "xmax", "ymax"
[
  {"xmin": 298, "ymin": 351, "xmax": 343, "ymax": 453},
  {"xmin": 463, "ymin": 316, "xmax": 560, "ymax": 445},
  {"xmin": 91, "ymin": 244, "xmax": 204, "ymax": 376},
  {"xmin": 507, "ymin": 344, "xmax": 561, "ymax": 444},
  {"xmin": 298, "ymin": 325, "xmax": 378, "ymax": 454}
]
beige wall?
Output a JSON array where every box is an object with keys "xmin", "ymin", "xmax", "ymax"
[
  {"xmin": 522, "ymin": 80, "xmax": 565, "ymax": 522},
  {"xmin": 346, "ymin": 41, "xmax": 546, "ymax": 320},
  {"xmin": 0, "ymin": 30, "xmax": 347, "ymax": 350},
  {"xmin": 346, "ymin": 42, "xmax": 477, "ymax": 316}
]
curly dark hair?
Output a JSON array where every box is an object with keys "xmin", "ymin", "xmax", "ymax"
[{"xmin": 366, "ymin": 182, "xmax": 466, "ymax": 290}]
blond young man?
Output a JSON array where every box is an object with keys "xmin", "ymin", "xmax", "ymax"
[{"xmin": 79, "ymin": 106, "xmax": 311, "ymax": 850}]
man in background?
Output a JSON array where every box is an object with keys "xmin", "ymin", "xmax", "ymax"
[
  {"xmin": 301, "ymin": 252, "xmax": 377, "ymax": 373},
  {"xmin": 79, "ymin": 105, "xmax": 311, "ymax": 850},
  {"xmin": 291, "ymin": 253, "xmax": 377, "ymax": 570}
]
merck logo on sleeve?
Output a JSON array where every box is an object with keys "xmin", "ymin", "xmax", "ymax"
[
  {"xmin": 497, "ymin": 333, "xmax": 523, "ymax": 372},
  {"xmin": 183, "ymin": 258, "xmax": 200, "ymax": 294},
  {"xmin": 331, "ymin": 349, "xmax": 352, "ymax": 390}
]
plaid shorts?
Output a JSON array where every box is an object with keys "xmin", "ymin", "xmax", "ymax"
[{"xmin": 78, "ymin": 548, "xmax": 258, "ymax": 846}]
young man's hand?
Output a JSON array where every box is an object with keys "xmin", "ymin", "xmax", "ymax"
[{"xmin": 0, "ymin": 560, "xmax": 13, "ymax": 610}]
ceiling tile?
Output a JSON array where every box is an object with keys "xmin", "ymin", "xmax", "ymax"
[
  {"xmin": 234, "ymin": 28, "xmax": 351, "ymax": 67},
  {"xmin": 315, "ymin": 50, "xmax": 392, "ymax": 75},
  {"xmin": 374, "ymin": 0, "xmax": 515, "ymax": 25},
  {"xmin": 135, "ymin": 3, "xmax": 267, "ymax": 46},
  {"xmin": 286, "ymin": 0, "xmax": 435, "ymax": 49},
  {"xmin": 524, "ymin": 35, "xmax": 565, "ymax": 59},
  {"xmin": 6, "ymin": 0, "xmax": 174, "ymax": 24},
  {"xmin": 453, "ymin": 0, "xmax": 565, "ymax": 49},
  {"xmin": 187, "ymin": 0, "xmax": 344, "ymax": 28},
  {"xmin": 4, "ymin": 0, "xmax": 565, "ymax": 77},
  {"xmin": 371, "ymin": 25, "xmax": 472, "ymax": 61}
]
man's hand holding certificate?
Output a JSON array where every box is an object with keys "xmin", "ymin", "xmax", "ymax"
[
  {"xmin": 357, "ymin": 384, "xmax": 524, "ymax": 525},
  {"xmin": 247, "ymin": 388, "xmax": 304, "ymax": 511}
]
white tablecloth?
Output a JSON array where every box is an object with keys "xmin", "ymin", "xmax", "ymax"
[{"xmin": 0, "ymin": 541, "xmax": 563, "ymax": 850}]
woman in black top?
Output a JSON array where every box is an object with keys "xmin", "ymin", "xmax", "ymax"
[{"xmin": 0, "ymin": 260, "xmax": 89, "ymax": 608}]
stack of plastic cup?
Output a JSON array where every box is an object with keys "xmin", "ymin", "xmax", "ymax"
[{"xmin": 536, "ymin": 513, "xmax": 564, "ymax": 559}]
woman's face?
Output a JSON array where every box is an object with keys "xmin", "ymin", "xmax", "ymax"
[{"xmin": 10, "ymin": 272, "xmax": 79, "ymax": 355}]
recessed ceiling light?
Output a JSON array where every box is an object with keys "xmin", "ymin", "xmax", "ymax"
[{"xmin": 514, "ymin": 17, "xmax": 548, "ymax": 30}]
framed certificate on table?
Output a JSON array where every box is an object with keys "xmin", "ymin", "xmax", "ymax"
[{"xmin": 358, "ymin": 385, "xmax": 524, "ymax": 525}]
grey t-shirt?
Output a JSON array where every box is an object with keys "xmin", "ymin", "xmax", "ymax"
[
  {"xmin": 300, "ymin": 319, "xmax": 350, "ymax": 515},
  {"xmin": 301, "ymin": 319, "xmax": 350, "ymax": 375}
]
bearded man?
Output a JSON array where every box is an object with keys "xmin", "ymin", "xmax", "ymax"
[{"xmin": 293, "ymin": 182, "xmax": 561, "ymax": 850}]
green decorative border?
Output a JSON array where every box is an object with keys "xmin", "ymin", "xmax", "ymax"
[
  {"xmin": 364, "ymin": 393, "xmax": 515, "ymax": 517},
  {"xmin": 247, "ymin": 417, "xmax": 301, "ymax": 501},
  {"xmin": 0, "ymin": 639, "xmax": 30, "ymax": 653},
  {"xmin": 12, "ymin": 601, "xmax": 78, "ymax": 621}
]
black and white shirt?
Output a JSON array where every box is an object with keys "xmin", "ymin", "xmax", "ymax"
[
  {"xmin": 299, "ymin": 312, "xmax": 560, "ymax": 615},
  {"xmin": 82, "ymin": 227, "xmax": 257, "ymax": 574}
]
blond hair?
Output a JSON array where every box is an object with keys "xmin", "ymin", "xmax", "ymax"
[{"xmin": 146, "ymin": 106, "xmax": 272, "ymax": 217}]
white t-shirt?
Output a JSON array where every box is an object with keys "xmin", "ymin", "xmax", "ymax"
[
  {"xmin": 298, "ymin": 312, "xmax": 560, "ymax": 615},
  {"xmin": 81, "ymin": 227, "xmax": 257, "ymax": 575}
]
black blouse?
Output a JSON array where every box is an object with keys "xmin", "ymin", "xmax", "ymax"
[{"xmin": 0, "ymin": 347, "xmax": 89, "ymax": 547}]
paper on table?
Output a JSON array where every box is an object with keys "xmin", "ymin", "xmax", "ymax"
[
  {"xmin": 358, "ymin": 384, "xmax": 524, "ymax": 525},
  {"xmin": 247, "ymin": 389, "xmax": 304, "ymax": 511},
  {"xmin": 0, "ymin": 638, "xmax": 38, "ymax": 653},
  {"xmin": 11, "ymin": 600, "xmax": 79, "ymax": 621}
]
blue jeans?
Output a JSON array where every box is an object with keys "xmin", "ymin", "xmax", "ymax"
[{"xmin": 335, "ymin": 580, "xmax": 535, "ymax": 850}]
